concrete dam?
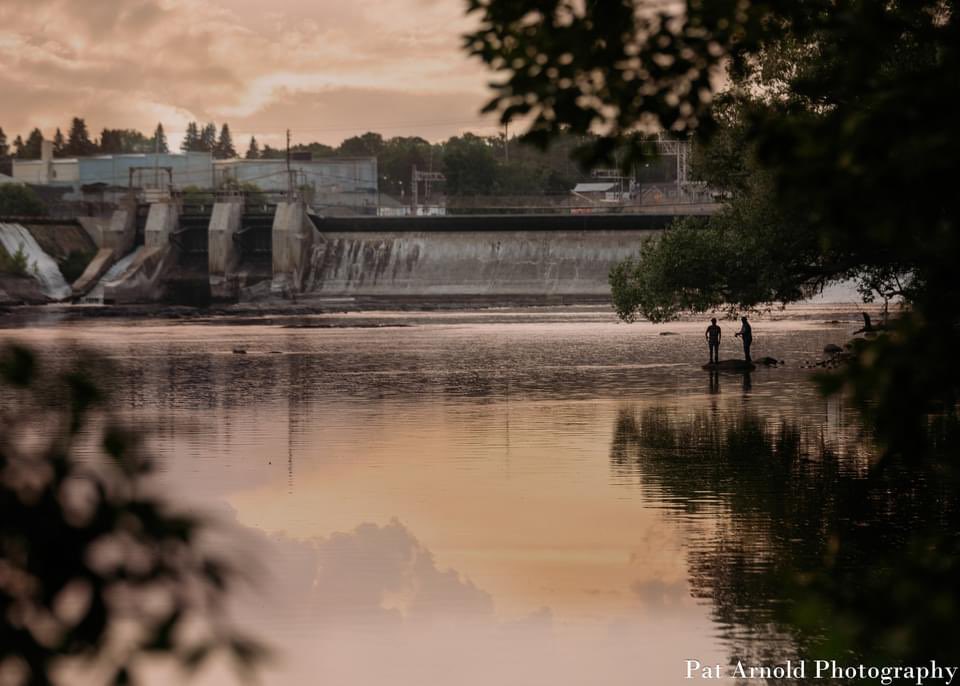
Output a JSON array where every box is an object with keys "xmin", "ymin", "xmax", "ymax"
[
  {"xmin": 35, "ymin": 201, "xmax": 710, "ymax": 304},
  {"xmin": 305, "ymin": 214, "xmax": 672, "ymax": 299}
]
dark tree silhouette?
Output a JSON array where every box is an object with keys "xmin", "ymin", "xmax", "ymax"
[
  {"xmin": 215, "ymin": 124, "xmax": 236, "ymax": 159},
  {"xmin": 244, "ymin": 136, "xmax": 259, "ymax": 160},
  {"xmin": 64, "ymin": 118, "xmax": 97, "ymax": 157},
  {"xmin": 0, "ymin": 345, "xmax": 266, "ymax": 685},
  {"xmin": 181, "ymin": 122, "xmax": 200, "ymax": 153},
  {"xmin": 152, "ymin": 123, "xmax": 169, "ymax": 154}
]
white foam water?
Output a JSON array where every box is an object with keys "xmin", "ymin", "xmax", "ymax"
[
  {"xmin": 80, "ymin": 247, "xmax": 144, "ymax": 304},
  {"xmin": 0, "ymin": 223, "xmax": 72, "ymax": 300}
]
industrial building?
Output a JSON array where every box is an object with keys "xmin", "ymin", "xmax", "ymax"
[
  {"xmin": 214, "ymin": 157, "xmax": 378, "ymax": 213},
  {"xmin": 12, "ymin": 144, "xmax": 215, "ymax": 189},
  {"xmin": 11, "ymin": 142, "xmax": 378, "ymax": 213}
]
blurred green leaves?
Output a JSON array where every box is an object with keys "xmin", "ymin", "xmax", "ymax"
[{"xmin": 0, "ymin": 344, "xmax": 266, "ymax": 685}]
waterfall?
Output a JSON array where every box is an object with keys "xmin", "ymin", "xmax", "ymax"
[
  {"xmin": 80, "ymin": 247, "xmax": 144, "ymax": 304},
  {"xmin": 0, "ymin": 223, "xmax": 72, "ymax": 300}
]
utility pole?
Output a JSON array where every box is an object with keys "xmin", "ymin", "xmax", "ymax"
[
  {"xmin": 411, "ymin": 164, "xmax": 418, "ymax": 214},
  {"xmin": 504, "ymin": 122, "xmax": 509, "ymax": 164},
  {"xmin": 154, "ymin": 123, "xmax": 160, "ymax": 190},
  {"xmin": 286, "ymin": 129, "xmax": 292, "ymax": 200}
]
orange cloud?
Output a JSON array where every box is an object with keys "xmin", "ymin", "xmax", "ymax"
[{"xmin": 0, "ymin": 0, "xmax": 497, "ymax": 147}]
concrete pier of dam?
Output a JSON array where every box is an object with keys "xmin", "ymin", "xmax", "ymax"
[{"xmin": 36, "ymin": 203, "xmax": 710, "ymax": 305}]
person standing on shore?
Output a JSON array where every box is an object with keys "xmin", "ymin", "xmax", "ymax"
[
  {"xmin": 735, "ymin": 316, "xmax": 753, "ymax": 362},
  {"xmin": 705, "ymin": 318, "xmax": 722, "ymax": 364}
]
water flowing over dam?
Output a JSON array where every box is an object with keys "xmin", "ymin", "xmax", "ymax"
[
  {"xmin": 44, "ymin": 202, "xmax": 708, "ymax": 305},
  {"xmin": 0, "ymin": 222, "xmax": 72, "ymax": 300},
  {"xmin": 302, "ymin": 214, "xmax": 672, "ymax": 299}
]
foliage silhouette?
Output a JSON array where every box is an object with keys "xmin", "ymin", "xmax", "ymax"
[
  {"xmin": 611, "ymin": 404, "xmax": 960, "ymax": 668},
  {"xmin": 466, "ymin": 0, "xmax": 960, "ymax": 457},
  {"xmin": 0, "ymin": 345, "xmax": 265, "ymax": 685}
]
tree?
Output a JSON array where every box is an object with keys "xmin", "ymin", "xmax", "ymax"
[
  {"xmin": 337, "ymin": 132, "xmax": 384, "ymax": 157},
  {"xmin": 215, "ymin": 123, "xmax": 236, "ymax": 159},
  {"xmin": 21, "ymin": 128, "xmax": 44, "ymax": 160},
  {"xmin": 52, "ymin": 128, "xmax": 65, "ymax": 157},
  {"xmin": 467, "ymin": 0, "xmax": 960, "ymax": 454},
  {"xmin": 259, "ymin": 144, "xmax": 283, "ymax": 160},
  {"xmin": 0, "ymin": 345, "xmax": 265, "ymax": 685},
  {"xmin": 442, "ymin": 133, "xmax": 499, "ymax": 195},
  {"xmin": 11, "ymin": 135, "xmax": 24, "ymax": 159},
  {"xmin": 181, "ymin": 122, "xmax": 200, "ymax": 153},
  {"xmin": 199, "ymin": 123, "xmax": 217, "ymax": 153},
  {"xmin": 152, "ymin": 123, "xmax": 169, "ymax": 153},
  {"xmin": 64, "ymin": 117, "xmax": 97, "ymax": 157},
  {"xmin": 291, "ymin": 141, "xmax": 335, "ymax": 158},
  {"xmin": 0, "ymin": 127, "xmax": 8, "ymax": 158},
  {"xmin": 0, "ymin": 183, "xmax": 47, "ymax": 215},
  {"xmin": 99, "ymin": 128, "xmax": 151, "ymax": 155},
  {"xmin": 245, "ymin": 136, "xmax": 260, "ymax": 160},
  {"xmin": 378, "ymin": 136, "xmax": 434, "ymax": 196}
]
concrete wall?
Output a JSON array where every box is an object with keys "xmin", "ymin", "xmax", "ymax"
[
  {"xmin": 144, "ymin": 202, "xmax": 178, "ymax": 249},
  {"xmin": 99, "ymin": 206, "xmax": 137, "ymax": 257},
  {"xmin": 303, "ymin": 229, "xmax": 656, "ymax": 297},
  {"xmin": 272, "ymin": 201, "xmax": 314, "ymax": 292},
  {"xmin": 208, "ymin": 201, "xmax": 242, "ymax": 299}
]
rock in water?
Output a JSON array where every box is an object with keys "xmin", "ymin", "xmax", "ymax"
[{"xmin": 823, "ymin": 344, "xmax": 843, "ymax": 355}]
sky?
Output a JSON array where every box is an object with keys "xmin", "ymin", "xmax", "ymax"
[{"xmin": 0, "ymin": 0, "xmax": 500, "ymax": 150}]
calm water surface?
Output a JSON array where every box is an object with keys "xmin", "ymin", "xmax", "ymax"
[{"xmin": 2, "ymin": 306, "xmax": 874, "ymax": 685}]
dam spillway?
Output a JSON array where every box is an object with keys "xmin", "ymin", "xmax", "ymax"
[
  {"xmin": 303, "ymin": 214, "xmax": 673, "ymax": 299},
  {"xmin": 54, "ymin": 204, "xmax": 695, "ymax": 304}
]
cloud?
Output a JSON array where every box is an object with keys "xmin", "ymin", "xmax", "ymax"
[
  {"xmin": 0, "ymin": 0, "xmax": 492, "ymax": 146},
  {"xmin": 240, "ymin": 517, "xmax": 494, "ymax": 626}
]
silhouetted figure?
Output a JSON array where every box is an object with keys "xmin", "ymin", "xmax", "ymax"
[
  {"xmin": 705, "ymin": 318, "xmax": 721, "ymax": 364},
  {"xmin": 734, "ymin": 316, "xmax": 753, "ymax": 362}
]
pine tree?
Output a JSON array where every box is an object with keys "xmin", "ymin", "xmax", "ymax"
[
  {"xmin": 199, "ymin": 123, "xmax": 217, "ymax": 153},
  {"xmin": 12, "ymin": 135, "xmax": 24, "ymax": 159},
  {"xmin": 153, "ymin": 123, "xmax": 169, "ymax": 153},
  {"xmin": 52, "ymin": 128, "xmax": 65, "ymax": 157},
  {"xmin": 65, "ymin": 117, "xmax": 96, "ymax": 157},
  {"xmin": 181, "ymin": 122, "xmax": 199, "ymax": 153},
  {"xmin": 245, "ymin": 136, "xmax": 260, "ymax": 160},
  {"xmin": 23, "ymin": 128, "xmax": 44, "ymax": 159},
  {"xmin": 0, "ymin": 127, "xmax": 8, "ymax": 158},
  {"xmin": 215, "ymin": 123, "xmax": 236, "ymax": 159},
  {"xmin": 99, "ymin": 128, "xmax": 120, "ymax": 154}
]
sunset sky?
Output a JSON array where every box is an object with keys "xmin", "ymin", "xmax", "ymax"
[{"xmin": 0, "ymin": 0, "xmax": 499, "ymax": 149}]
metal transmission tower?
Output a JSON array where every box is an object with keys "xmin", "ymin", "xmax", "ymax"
[
  {"xmin": 411, "ymin": 165, "xmax": 446, "ymax": 215},
  {"xmin": 650, "ymin": 133, "xmax": 691, "ymax": 198}
]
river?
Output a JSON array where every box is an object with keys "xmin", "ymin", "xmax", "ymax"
[{"xmin": 0, "ymin": 304, "xmax": 887, "ymax": 685}]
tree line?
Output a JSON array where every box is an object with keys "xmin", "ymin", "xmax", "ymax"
[
  {"xmin": 1, "ymin": 119, "xmax": 622, "ymax": 197},
  {"xmin": 0, "ymin": 118, "xmax": 170, "ymax": 160}
]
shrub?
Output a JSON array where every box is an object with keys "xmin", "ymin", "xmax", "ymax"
[
  {"xmin": 0, "ymin": 184, "xmax": 47, "ymax": 216},
  {"xmin": 0, "ymin": 242, "xmax": 30, "ymax": 277}
]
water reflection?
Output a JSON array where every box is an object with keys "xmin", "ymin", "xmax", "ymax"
[
  {"xmin": 610, "ymin": 403, "xmax": 960, "ymax": 668},
  {"xmin": 4, "ymin": 310, "xmax": 941, "ymax": 684}
]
